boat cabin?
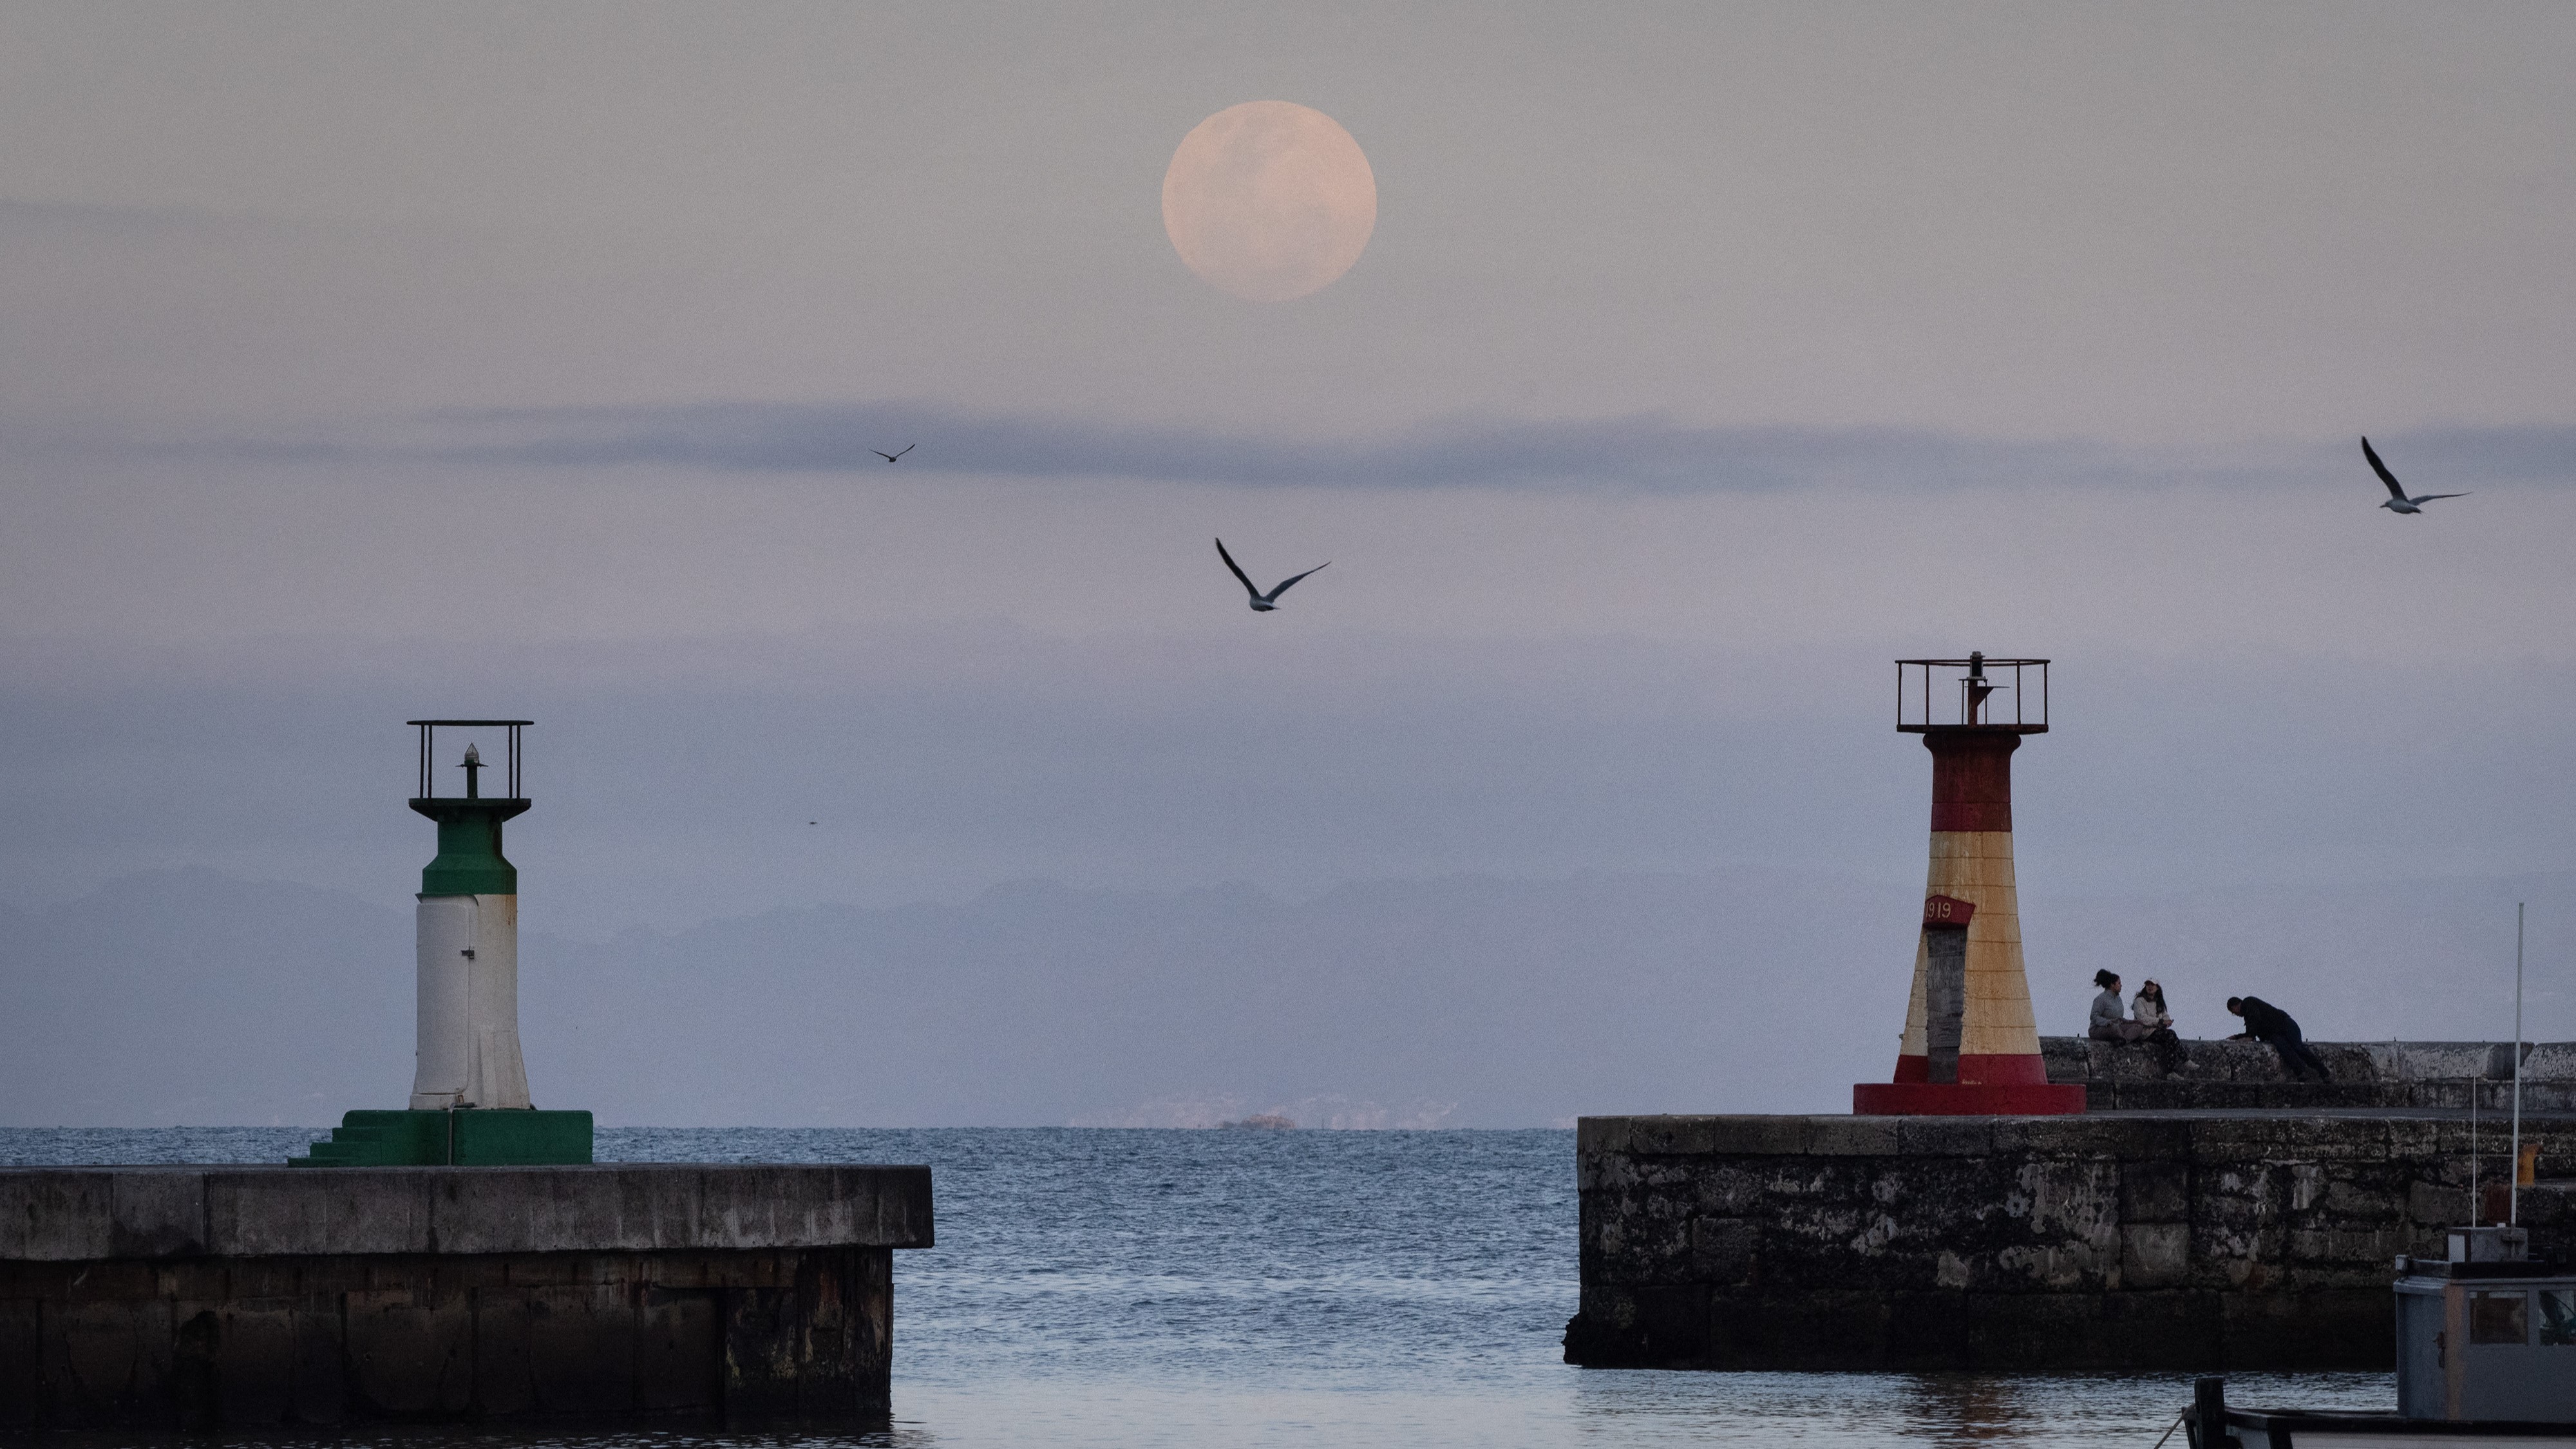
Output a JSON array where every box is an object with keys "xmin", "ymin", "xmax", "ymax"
[
  {"xmin": 2395, "ymin": 1227, "xmax": 2576, "ymax": 1424},
  {"xmin": 2188, "ymin": 1228, "xmax": 2576, "ymax": 1446}
]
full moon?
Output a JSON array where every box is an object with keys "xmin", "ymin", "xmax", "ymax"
[{"xmin": 1162, "ymin": 101, "xmax": 1376, "ymax": 303}]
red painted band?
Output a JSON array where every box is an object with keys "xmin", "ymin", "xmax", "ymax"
[
  {"xmin": 1890, "ymin": 1053, "xmax": 2052, "ymax": 1086},
  {"xmin": 1853, "ymin": 1081, "xmax": 2087, "ymax": 1116},
  {"xmin": 1929, "ymin": 803, "xmax": 2012, "ymax": 832},
  {"xmin": 1923, "ymin": 730, "xmax": 2018, "ymax": 815}
]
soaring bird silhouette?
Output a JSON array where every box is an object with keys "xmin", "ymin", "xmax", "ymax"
[
  {"xmin": 1215, "ymin": 538, "xmax": 1327, "ymax": 612},
  {"xmin": 873, "ymin": 444, "xmax": 914, "ymax": 463},
  {"xmin": 2363, "ymin": 437, "xmax": 2467, "ymax": 515}
]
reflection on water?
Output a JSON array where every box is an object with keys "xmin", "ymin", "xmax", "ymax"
[
  {"xmin": 114, "ymin": 1373, "xmax": 2378, "ymax": 1449},
  {"xmin": 1, "ymin": 1128, "xmax": 2394, "ymax": 1446}
]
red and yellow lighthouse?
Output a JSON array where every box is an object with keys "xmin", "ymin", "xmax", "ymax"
[{"xmin": 1854, "ymin": 653, "xmax": 2086, "ymax": 1115}]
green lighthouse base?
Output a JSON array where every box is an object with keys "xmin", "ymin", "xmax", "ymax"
[{"xmin": 290, "ymin": 1108, "xmax": 593, "ymax": 1167}]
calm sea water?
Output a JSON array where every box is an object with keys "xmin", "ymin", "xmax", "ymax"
[{"xmin": 0, "ymin": 1126, "xmax": 2391, "ymax": 1447}]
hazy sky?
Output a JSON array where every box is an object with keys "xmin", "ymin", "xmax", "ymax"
[{"xmin": 4, "ymin": 3, "xmax": 2573, "ymax": 1095}]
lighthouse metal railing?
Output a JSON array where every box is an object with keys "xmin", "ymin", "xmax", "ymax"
[
  {"xmin": 1896, "ymin": 656, "xmax": 2048, "ymax": 733},
  {"xmin": 409, "ymin": 719, "xmax": 533, "ymax": 800}
]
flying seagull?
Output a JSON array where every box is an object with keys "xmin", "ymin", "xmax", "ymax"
[
  {"xmin": 2363, "ymin": 437, "xmax": 2467, "ymax": 515},
  {"xmin": 873, "ymin": 444, "xmax": 914, "ymax": 463},
  {"xmin": 1215, "ymin": 538, "xmax": 1327, "ymax": 612}
]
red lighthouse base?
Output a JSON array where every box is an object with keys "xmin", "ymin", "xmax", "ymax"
[
  {"xmin": 1853, "ymin": 1081, "xmax": 2087, "ymax": 1115},
  {"xmin": 1853, "ymin": 1053, "xmax": 2087, "ymax": 1115}
]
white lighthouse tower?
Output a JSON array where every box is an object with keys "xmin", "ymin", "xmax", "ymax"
[
  {"xmin": 407, "ymin": 724, "xmax": 533, "ymax": 1110},
  {"xmin": 292, "ymin": 718, "xmax": 589, "ymax": 1166}
]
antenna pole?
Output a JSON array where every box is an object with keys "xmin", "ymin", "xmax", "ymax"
[{"xmin": 2512, "ymin": 902, "xmax": 2524, "ymax": 1227}]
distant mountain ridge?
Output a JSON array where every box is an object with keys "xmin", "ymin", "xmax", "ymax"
[{"xmin": 3, "ymin": 866, "xmax": 2568, "ymax": 1128}]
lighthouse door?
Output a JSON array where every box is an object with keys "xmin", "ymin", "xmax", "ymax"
[{"xmin": 1924, "ymin": 927, "xmax": 1966, "ymax": 1084}]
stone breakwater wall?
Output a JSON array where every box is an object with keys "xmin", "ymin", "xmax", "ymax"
[
  {"xmin": 2043, "ymin": 1037, "xmax": 2576, "ymax": 1113},
  {"xmin": 1567, "ymin": 1113, "xmax": 2576, "ymax": 1372},
  {"xmin": 0, "ymin": 1164, "xmax": 933, "ymax": 1430}
]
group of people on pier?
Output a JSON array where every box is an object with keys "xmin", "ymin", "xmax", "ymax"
[{"xmin": 2087, "ymin": 970, "xmax": 2331, "ymax": 1081}]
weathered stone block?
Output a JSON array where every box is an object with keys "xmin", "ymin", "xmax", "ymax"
[
  {"xmin": 1895, "ymin": 1117, "xmax": 1996, "ymax": 1157},
  {"xmin": 2012, "ymin": 1159, "xmax": 2122, "ymax": 1247},
  {"xmin": 1621, "ymin": 1117, "xmax": 1718, "ymax": 1155},
  {"xmin": 2121, "ymin": 1222, "xmax": 2190, "ymax": 1288},
  {"xmin": 1696, "ymin": 1117, "xmax": 1812, "ymax": 1156},
  {"xmin": 2286, "ymin": 1225, "xmax": 2410, "ymax": 1267},
  {"xmin": 110, "ymin": 1173, "xmax": 209, "ymax": 1260},
  {"xmin": 2187, "ymin": 1117, "xmax": 2390, "ymax": 1162},
  {"xmin": 1595, "ymin": 1197, "xmax": 1695, "ymax": 1285},
  {"xmin": 2320, "ymin": 1176, "xmax": 2403, "ymax": 1220},
  {"xmin": 2121, "ymin": 1159, "xmax": 2190, "ymax": 1222},
  {"xmin": 1991, "ymin": 1240, "xmax": 2112, "ymax": 1291},
  {"xmin": 1689, "ymin": 1164, "xmax": 1770, "ymax": 1216},
  {"xmin": 212, "ymin": 1172, "xmax": 437, "ymax": 1258},
  {"xmin": 1689, "ymin": 1217, "xmax": 1759, "ymax": 1285},
  {"xmin": 2407, "ymin": 1177, "xmax": 2468, "ymax": 1226},
  {"xmin": 1575, "ymin": 1117, "xmax": 1634, "ymax": 1157},
  {"xmin": 1573, "ymin": 1150, "xmax": 1625, "ymax": 1193},
  {"xmin": 0, "ymin": 1173, "xmax": 115, "ymax": 1262},
  {"xmin": 1804, "ymin": 1117, "xmax": 1903, "ymax": 1156}
]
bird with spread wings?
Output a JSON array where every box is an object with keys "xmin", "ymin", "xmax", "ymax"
[
  {"xmin": 2362, "ymin": 437, "xmax": 2467, "ymax": 515},
  {"xmin": 1215, "ymin": 538, "xmax": 1328, "ymax": 612}
]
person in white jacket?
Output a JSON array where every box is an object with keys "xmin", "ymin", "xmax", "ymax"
[
  {"xmin": 2132, "ymin": 980, "xmax": 2174, "ymax": 1034},
  {"xmin": 2131, "ymin": 978, "xmax": 2183, "ymax": 1072}
]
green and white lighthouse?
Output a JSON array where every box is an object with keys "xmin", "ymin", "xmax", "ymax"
[
  {"xmin": 293, "ymin": 720, "xmax": 591, "ymax": 1166},
  {"xmin": 408, "ymin": 725, "xmax": 531, "ymax": 1112}
]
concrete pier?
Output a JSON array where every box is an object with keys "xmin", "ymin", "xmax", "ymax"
[
  {"xmin": 0, "ymin": 1163, "xmax": 933, "ymax": 1430},
  {"xmin": 1568, "ymin": 1041, "xmax": 2576, "ymax": 1371},
  {"xmin": 1569, "ymin": 1110, "xmax": 2576, "ymax": 1371}
]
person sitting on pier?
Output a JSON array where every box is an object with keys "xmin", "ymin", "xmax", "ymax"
[
  {"xmin": 2226, "ymin": 995, "xmax": 2330, "ymax": 1083},
  {"xmin": 2089, "ymin": 970, "xmax": 2150, "ymax": 1043},
  {"xmin": 2132, "ymin": 978, "xmax": 2183, "ymax": 1069},
  {"xmin": 2132, "ymin": 980, "xmax": 2176, "ymax": 1040}
]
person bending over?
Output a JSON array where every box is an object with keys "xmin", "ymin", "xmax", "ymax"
[
  {"xmin": 2088, "ymin": 971, "xmax": 2150, "ymax": 1043},
  {"xmin": 2226, "ymin": 995, "xmax": 2329, "ymax": 1083}
]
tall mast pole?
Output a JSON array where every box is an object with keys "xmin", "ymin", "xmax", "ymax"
[{"xmin": 2512, "ymin": 902, "xmax": 2524, "ymax": 1227}]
